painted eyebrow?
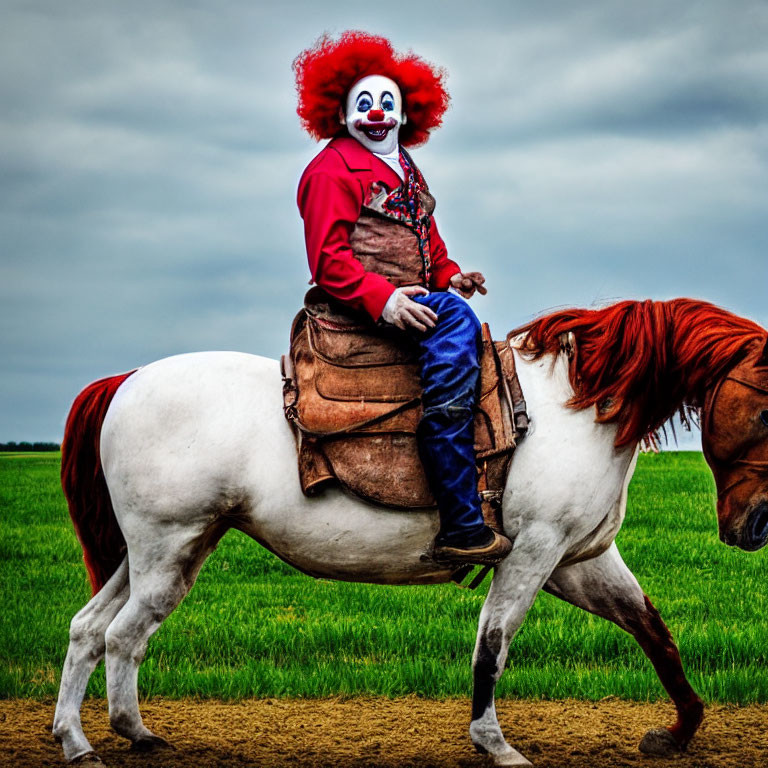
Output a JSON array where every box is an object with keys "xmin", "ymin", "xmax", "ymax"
[{"xmin": 355, "ymin": 91, "xmax": 373, "ymax": 104}]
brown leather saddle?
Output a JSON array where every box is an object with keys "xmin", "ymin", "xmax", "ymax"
[{"xmin": 281, "ymin": 288, "xmax": 529, "ymax": 532}]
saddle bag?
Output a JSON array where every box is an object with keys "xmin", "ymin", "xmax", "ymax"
[{"xmin": 281, "ymin": 289, "xmax": 528, "ymax": 531}]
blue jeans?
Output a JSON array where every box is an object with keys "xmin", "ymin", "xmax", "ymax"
[{"xmin": 410, "ymin": 292, "xmax": 487, "ymax": 545}]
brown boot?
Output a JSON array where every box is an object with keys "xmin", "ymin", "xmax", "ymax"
[{"xmin": 432, "ymin": 527, "xmax": 513, "ymax": 566}]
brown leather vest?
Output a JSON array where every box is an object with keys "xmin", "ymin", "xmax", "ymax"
[{"xmin": 349, "ymin": 182, "xmax": 436, "ymax": 288}]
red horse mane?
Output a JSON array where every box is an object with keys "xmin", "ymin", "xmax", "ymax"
[
  {"xmin": 516, "ymin": 298, "xmax": 766, "ymax": 447},
  {"xmin": 293, "ymin": 30, "xmax": 450, "ymax": 147}
]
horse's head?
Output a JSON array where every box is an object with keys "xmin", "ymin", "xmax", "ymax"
[{"xmin": 702, "ymin": 337, "xmax": 768, "ymax": 551}]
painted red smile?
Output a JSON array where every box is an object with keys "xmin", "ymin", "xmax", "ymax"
[{"xmin": 353, "ymin": 118, "xmax": 397, "ymax": 142}]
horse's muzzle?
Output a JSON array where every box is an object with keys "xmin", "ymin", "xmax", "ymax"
[{"xmin": 741, "ymin": 500, "xmax": 768, "ymax": 551}]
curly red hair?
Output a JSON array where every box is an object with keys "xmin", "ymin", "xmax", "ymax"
[{"xmin": 293, "ymin": 31, "xmax": 450, "ymax": 147}]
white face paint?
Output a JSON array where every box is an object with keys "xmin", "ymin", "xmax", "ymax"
[{"xmin": 342, "ymin": 74, "xmax": 405, "ymax": 155}]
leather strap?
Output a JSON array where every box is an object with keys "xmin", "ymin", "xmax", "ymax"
[
  {"xmin": 499, "ymin": 338, "xmax": 530, "ymax": 435},
  {"xmin": 702, "ymin": 369, "xmax": 768, "ymax": 498},
  {"xmin": 449, "ymin": 563, "xmax": 494, "ymax": 590}
]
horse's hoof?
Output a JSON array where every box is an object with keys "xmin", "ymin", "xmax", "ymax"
[
  {"xmin": 488, "ymin": 748, "xmax": 533, "ymax": 766},
  {"xmin": 639, "ymin": 727, "xmax": 682, "ymax": 756},
  {"xmin": 495, "ymin": 754, "xmax": 533, "ymax": 766},
  {"xmin": 69, "ymin": 752, "xmax": 105, "ymax": 767},
  {"xmin": 130, "ymin": 735, "xmax": 173, "ymax": 753}
]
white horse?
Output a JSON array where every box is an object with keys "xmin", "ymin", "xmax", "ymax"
[{"xmin": 53, "ymin": 297, "xmax": 768, "ymax": 767}]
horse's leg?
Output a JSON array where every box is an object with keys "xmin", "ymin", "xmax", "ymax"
[
  {"xmin": 103, "ymin": 527, "xmax": 223, "ymax": 750},
  {"xmin": 53, "ymin": 558, "xmax": 130, "ymax": 763},
  {"xmin": 469, "ymin": 534, "xmax": 565, "ymax": 767},
  {"xmin": 544, "ymin": 543, "xmax": 704, "ymax": 755}
]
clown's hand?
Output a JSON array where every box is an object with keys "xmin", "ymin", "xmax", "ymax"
[
  {"xmin": 381, "ymin": 286, "xmax": 438, "ymax": 332},
  {"xmin": 450, "ymin": 271, "xmax": 487, "ymax": 299}
]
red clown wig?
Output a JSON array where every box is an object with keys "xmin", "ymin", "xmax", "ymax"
[{"xmin": 293, "ymin": 31, "xmax": 450, "ymax": 147}]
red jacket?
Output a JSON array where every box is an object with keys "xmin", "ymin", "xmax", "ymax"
[{"xmin": 297, "ymin": 136, "xmax": 461, "ymax": 320}]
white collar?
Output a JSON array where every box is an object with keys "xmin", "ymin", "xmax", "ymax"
[{"xmin": 373, "ymin": 145, "xmax": 404, "ymax": 181}]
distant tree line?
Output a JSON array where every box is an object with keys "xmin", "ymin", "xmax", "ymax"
[{"xmin": 0, "ymin": 442, "xmax": 60, "ymax": 452}]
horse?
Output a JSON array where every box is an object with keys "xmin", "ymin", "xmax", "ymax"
[{"xmin": 52, "ymin": 297, "xmax": 768, "ymax": 767}]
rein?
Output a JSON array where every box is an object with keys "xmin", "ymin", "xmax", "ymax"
[{"xmin": 703, "ymin": 372, "xmax": 768, "ymax": 499}]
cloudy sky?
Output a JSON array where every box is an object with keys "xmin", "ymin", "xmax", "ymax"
[{"xmin": 2, "ymin": 1, "xmax": 767, "ymax": 448}]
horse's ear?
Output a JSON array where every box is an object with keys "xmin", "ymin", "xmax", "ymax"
[{"xmin": 756, "ymin": 336, "xmax": 768, "ymax": 367}]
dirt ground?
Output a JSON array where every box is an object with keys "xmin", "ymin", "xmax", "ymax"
[{"xmin": 2, "ymin": 697, "xmax": 768, "ymax": 768}]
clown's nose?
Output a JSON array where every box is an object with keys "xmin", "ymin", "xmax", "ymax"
[{"xmin": 368, "ymin": 109, "xmax": 385, "ymax": 122}]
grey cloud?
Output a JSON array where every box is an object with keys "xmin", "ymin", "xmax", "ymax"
[{"xmin": 446, "ymin": 15, "xmax": 768, "ymax": 146}]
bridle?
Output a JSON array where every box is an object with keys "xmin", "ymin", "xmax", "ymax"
[{"xmin": 702, "ymin": 370, "xmax": 768, "ymax": 500}]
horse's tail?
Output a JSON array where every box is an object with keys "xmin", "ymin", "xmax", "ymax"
[{"xmin": 61, "ymin": 370, "xmax": 137, "ymax": 596}]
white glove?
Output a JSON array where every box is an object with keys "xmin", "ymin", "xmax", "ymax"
[{"xmin": 380, "ymin": 286, "xmax": 438, "ymax": 332}]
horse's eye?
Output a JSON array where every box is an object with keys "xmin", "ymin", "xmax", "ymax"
[{"xmin": 761, "ymin": 410, "xmax": 768, "ymax": 427}]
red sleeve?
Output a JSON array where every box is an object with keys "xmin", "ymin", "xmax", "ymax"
[
  {"xmin": 428, "ymin": 217, "xmax": 461, "ymax": 290},
  {"xmin": 297, "ymin": 167, "xmax": 396, "ymax": 321}
]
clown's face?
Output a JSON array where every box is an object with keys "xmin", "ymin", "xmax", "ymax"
[{"xmin": 342, "ymin": 74, "xmax": 405, "ymax": 155}]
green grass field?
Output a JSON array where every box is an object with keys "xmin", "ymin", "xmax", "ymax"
[{"xmin": 1, "ymin": 451, "xmax": 767, "ymax": 703}]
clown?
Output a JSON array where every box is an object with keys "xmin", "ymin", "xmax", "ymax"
[{"xmin": 293, "ymin": 32, "xmax": 511, "ymax": 566}]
